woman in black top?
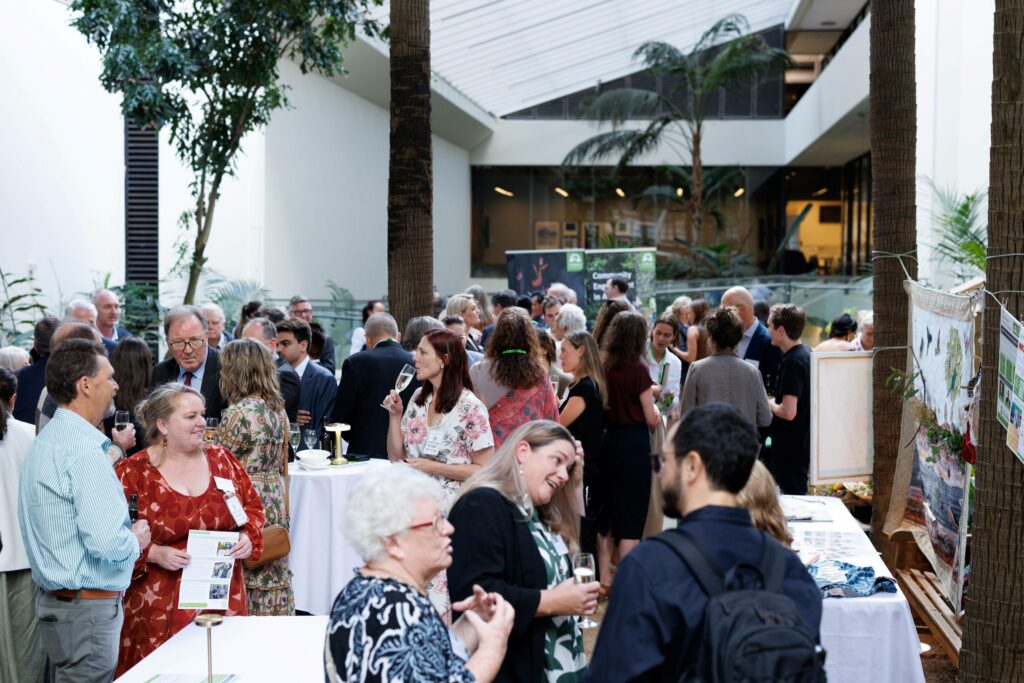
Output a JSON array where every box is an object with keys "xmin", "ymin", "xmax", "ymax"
[
  {"xmin": 558, "ymin": 331, "xmax": 606, "ymax": 561},
  {"xmin": 102, "ymin": 337, "xmax": 152, "ymax": 458}
]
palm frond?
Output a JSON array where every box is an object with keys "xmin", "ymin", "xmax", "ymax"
[
  {"xmin": 563, "ymin": 115, "xmax": 675, "ymax": 167},
  {"xmin": 925, "ymin": 177, "xmax": 988, "ymax": 275},
  {"xmin": 634, "ymin": 41, "xmax": 685, "ymax": 72},
  {"xmin": 691, "ymin": 14, "xmax": 749, "ymax": 55},
  {"xmin": 582, "ymin": 88, "xmax": 663, "ymax": 127},
  {"xmin": 703, "ymin": 35, "xmax": 791, "ymax": 93}
]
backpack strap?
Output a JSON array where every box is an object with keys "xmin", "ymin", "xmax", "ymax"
[
  {"xmin": 759, "ymin": 535, "xmax": 788, "ymax": 593},
  {"xmin": 651, "ymin": 528, "xmax": 726, "ymax": 597}
]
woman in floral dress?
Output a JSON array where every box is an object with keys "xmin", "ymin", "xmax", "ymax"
[
  {"xmin": 114, "ymin": 384, "xmax": 265, "ymax": 676},
  {"xmin": 383, "ymin": 328, "xmax": 495, "ymax": 616},
  {"xmin": 218, "ymin": 338, "xmax": 295, "ymax": 616}
]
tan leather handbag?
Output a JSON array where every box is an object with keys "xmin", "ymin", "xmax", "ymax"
[{"xmin": 245, "ymin": 437, "xmax": 291, "ymax": 570}]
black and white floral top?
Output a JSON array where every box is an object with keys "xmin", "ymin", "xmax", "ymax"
[{"xmin": 325, "ymin": 572, "xmax": 475, "ymax": 683}]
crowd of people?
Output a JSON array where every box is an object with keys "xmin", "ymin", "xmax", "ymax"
[{"xmin": 0, "ymin": 282, "xmax": 873, "ymax": 682}]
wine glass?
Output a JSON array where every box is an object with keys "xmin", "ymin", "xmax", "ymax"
[
  {"xmin": 381, "ymin": 364, "xmax": 416, "ymax": 408},
  {"xmin": 289, "ymin": 425, "xmax": 301, "ymax": 451},
  {"xmin": 571, "ymin": 553, "xmax": 599, "ymax": 629},
  {"xmin": 114, "ymin": 410, "xmax": 130, "ymax": 431},
  {"xmin": 302, "ymin": 428, "xmax": 319, "ymax": 452},
  {"xmin": 204, "ymin": 417, "xmax": 219, "ymax": 444}
]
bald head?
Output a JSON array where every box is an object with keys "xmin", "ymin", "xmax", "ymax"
[
  {"xmin": 52, "ymin": 321, "xmax": 103, "ymax": 348},
  {"xmin": 720, "ymin": 287, "xmax": 755, "ymax": 328}
]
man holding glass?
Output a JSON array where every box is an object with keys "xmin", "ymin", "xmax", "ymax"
[
  {"xmin": 151, "ymin": 305, "xmax": 226, "ymax": 418},
  {"xmin": 331, "ymin": 313, "xmax": 419, "ymax": 458}
]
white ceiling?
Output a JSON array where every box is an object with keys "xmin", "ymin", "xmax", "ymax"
[{"xmin": 373, "ymin": 0, "xmax": 799, "ymax": 116}]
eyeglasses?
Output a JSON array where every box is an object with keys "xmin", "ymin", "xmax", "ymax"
[
  {"xmin": 168, "ymin": 337, "xmax": 206, "ymax": 352},
  {"xmin": 408, "ymin": 511, "xmax": 448, "ymax": 535},
  {"xmin": 650, "ymin": 452, "xmax": 664, "ymax": 474}
]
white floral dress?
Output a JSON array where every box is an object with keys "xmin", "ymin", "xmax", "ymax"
[{"xmin": 401, "ymin": 387, "xmax": 494, "ymax": 618}]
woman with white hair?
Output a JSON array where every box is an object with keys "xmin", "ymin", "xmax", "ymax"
[
  {"xmin": 325, "ymin": 465, "xmax": 514, "ymax": 683},
  {"xmin": 552, "ymin": 304, "xmax": 587, "ymax": 340},
  {"xmin": 448, "ymin": 421, "xmax": 599, "ymax": 683},
  {"xmin": 0, "ymin": 346, "xmax": 30, "ymax": 373}
]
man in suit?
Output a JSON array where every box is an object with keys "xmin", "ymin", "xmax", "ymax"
[
  {"xmin": 241, "ymin": 317, "xmax": 300, "ymax": 423},
  {"xmin": 288, "ymin": 295, "xmax": 336, "ymax": 375},
  {"xmin": 64, "ymin": 299, "xmax": 117, "ymax": 356},
  {"xmin": 479, "ymin": 289, "xmax": 517, "ymax": 349},
  {"xmin": 93, "ymin": 288, "xmax": 132, "ymax": 342},
  {"xmin": 721, "ymin": 286, "xmax": 782, "ymax": 391},
  {"xmin": 277, "ymin": 318, "xmax": 337, "ymax": 435},
  {"xmin": 13, "ymin": 316, "xmax": 60, "ymax": 423},
  {"xmin": 201, "ymin": 303, "xmax": 234, "ymax": 350},
  {"xmin": 332, "ymin": 313, "xmax": 420, "ymax": 458},
  {"xmin": 150, "ymin": 305, "xmax": 225, "ymax": 418}
]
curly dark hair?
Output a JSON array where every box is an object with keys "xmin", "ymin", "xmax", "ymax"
[
  {"xmin": 602, "ymin": 312, "xmax": 648, "ymax": 368},
  {"xmin": 485, "ymin": 308, "xmax": 546, "ymax": 390},
  {"xmin": 592, "ymin": 300, "xmax": 630, "ymax": 349}
]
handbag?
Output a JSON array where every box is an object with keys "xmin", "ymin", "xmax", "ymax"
[{"xmin": 244, "ymin": 436, "xmax": 292, "ymax": 570}]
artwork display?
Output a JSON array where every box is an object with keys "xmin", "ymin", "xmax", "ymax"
[
  {"xmin": 506, "ymin": 250, "xmax": 586, "ymax": 302},
  {"xmin": 997, "ymin": 307, "xmax": 1018, "ymax": 432},
  {"xmin": 534, "ymin": 221, "xmax": 560, "ymax": 249}
]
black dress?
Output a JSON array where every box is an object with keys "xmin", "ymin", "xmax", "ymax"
[{"xmin": 560, "ymin": 377, "xmax": 605, "ymax": 555}]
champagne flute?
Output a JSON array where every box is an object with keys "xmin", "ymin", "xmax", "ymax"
[
  {"xmin": 114, "ymin": 410, "xmax": 130, "ymax": 431},
  {"xmin": 381, "ymin": 364, "xmax": 416, "ymax": 408},
  {"xmin": 289, "ymin": 425, "xmax": 301, "ymax": 451},
  {"xmin": 572, "ymin": 552, "xmax": 599, "ymax": 628},
  {"xmin": 302, "ymin": 428, "xmax": 319, "ymax": 452}
]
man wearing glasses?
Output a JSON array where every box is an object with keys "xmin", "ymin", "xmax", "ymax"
[
  {"xmin": 288, "ymin": 295, "xmax": 336, "ymax": 375},
  {"xmin": 151, "ymin": 305, "xmax": 226, "ymax": 418}
]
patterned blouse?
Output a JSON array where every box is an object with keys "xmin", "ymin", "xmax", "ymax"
[
  {"xmin": 522, "ymin": 506, "xmax": 586, "ymax": 682},
  {"xmin": 324, "ymin": 572, "xmax": 475, "ymax": 683}
]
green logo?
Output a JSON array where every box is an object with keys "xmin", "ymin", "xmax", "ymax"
[
  {"xmin": 566, "ymin": 251, "xmax": 584, "ymax": 272},
  {"xmin": 638, "ymin": 251, "xmax": 656, "ymax": 272}
]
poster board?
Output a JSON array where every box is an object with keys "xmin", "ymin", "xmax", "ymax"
[
  {"xmin": 582, "ymin": 248, "xmax": 657, "ymax": 318},
  {"xmin": 809, "ymin": 351, "xmax": 873, "ymax": 484},
  {"xmin": 505, "ymin": 250, "xmax": 586, "ymax": 303}
]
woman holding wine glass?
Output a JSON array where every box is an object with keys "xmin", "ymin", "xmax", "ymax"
[
  {"xmin": 448, "ymin": 420, "xmax": 598, "ymax": 683},
  {"xmin": 383, "ymin": 328, "xmax": 495, "ymax": 617},
  {"xmin": 103, "ymin": 336, "xmax": 153, "ymax": 458}
]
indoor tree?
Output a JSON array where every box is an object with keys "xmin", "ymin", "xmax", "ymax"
[
  {"xmin": 960, "ymin": 1, "xmax": 1024, "ymax": 677},
  {"xmin": 869, "ymin": 0, "xmax": 918, "ymax": 562},
  {"xmin": 562, "ymin": 14, "xmax": 788, "ymax": 240},
  {"xmin": 387, "ymin": 0, "xmax": 433, "ymax": 328},
  {"xmin": 70, "ymin": 0, "xmax": 384, "ymax": 304}
]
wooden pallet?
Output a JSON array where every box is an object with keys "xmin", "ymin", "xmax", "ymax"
[{"xmin": 896, "ymin": 568, "xmax": 962, "ymax": 668}]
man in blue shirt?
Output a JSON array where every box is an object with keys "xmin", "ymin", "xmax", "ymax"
[
  {"xmin": 19, "ymin": 338, "xmax": 151, "ymax": 682},
  {"xmin": 586, "ymin": 403, "xmax": 821, "ymax": 681}
]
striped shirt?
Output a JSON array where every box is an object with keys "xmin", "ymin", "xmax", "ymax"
[{"xmin": 18, "ymin": 407, "xmax": 139, "ymax": 591}]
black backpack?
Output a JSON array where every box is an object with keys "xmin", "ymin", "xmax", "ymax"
[{"xmin": 652, "ymin": 529, "xmax": 827, "ymax": 683}]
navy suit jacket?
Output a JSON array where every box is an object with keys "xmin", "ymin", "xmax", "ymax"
[
  {"xmin": 744, "ymin": 322, "xmax": 783, "ymax": 391},
  {"xmin": 318, "ymin": 334, "xmax": 336, "ymax": 375},
  {"xmin": 297, "ymin": 359, "xmax": 337, "ymax": 433},
  {"xmin": 101, "ymin": 336, "xmax": 117, "ymax": 357},
  {"xmin": 13, "ymin": 357, "xmax": 47, "ymax": 423},
  {"xmin": 331, "ymin": 341, "xmax": 420, "ymax": 458},
  {"xmin": 151, "ymin": 347, "xmax": 226, "ymax": 419}
]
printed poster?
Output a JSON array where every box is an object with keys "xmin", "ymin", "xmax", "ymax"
[
  {"xmin": 582, "ymin": 248, "xmax": 657, "ymax": 318},
  {"xmin": 506, "ymin": 250, "xmax": 586, "ymax": 304},
  {"xmin": 1009, "ymin": 326, "xmax": 1024, "ymax": 463},
  {"xmin": 997, "ymin": 307, "xmax": 1019, "ymax": 433},
  {"xmin": 177, "ymin": 530, "xmax": 239, "ymax": 610}
]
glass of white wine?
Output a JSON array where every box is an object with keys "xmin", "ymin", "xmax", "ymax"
[
  {"xmin": 302, "ymin": 428, "xmax": 319, "ymax": 452},
  {"xmin": 289, "ymin": 425, "xmax": 301, "ymax": 451},
  {"xmin": 114, "ymin": 410, "xmax": 130, "ymax": 431},
  {"xmin": 572, "ymin": 552, "xmax": 599, "ymax": 629},
  {"xmin": 381, "ymin": 364, "xmax": 416, "ymax": 408}
]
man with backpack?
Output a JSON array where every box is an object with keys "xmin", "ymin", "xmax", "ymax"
[{"xmin": 585, "ymin": 402, "xmax": 824, "ymax": 682}]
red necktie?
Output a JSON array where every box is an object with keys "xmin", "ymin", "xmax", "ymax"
[{"xmin": 184, "ymin": 372, "xmax": 193, "ymax": 387}]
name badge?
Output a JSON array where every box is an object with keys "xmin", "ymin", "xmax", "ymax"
[
  {"xmin": 552, "ymin": 534, "xmax": 569, "ymax": 556},
  {"xmin": 214, "ymin": 477, "xmax": 236, "ymax": 493},
  {"xmin": 423, "ymin": 429, "xmax": 443, "ymax": 456},
  {"xmin": 215, "ymin": 477, "xmax": 248, "ymax": 527}
]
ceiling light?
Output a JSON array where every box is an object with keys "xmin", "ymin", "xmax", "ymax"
[
  {"xmin": 615, "ymin": 187, "xmax": 626, "ymax": 198},
  {"xmin": 733, "ymin": 188, "xmax": 745, "ymax": 198},
  {"xmin": 554, "ymin": 187, "xmax": 569, "ymax": 198},
  {"xmin": 811, "ymin": 187, "xmax": 828, "ymax": 197},
  {"xmin": 494, "ymin": 186, "xmax": 514, "ymax": 197},
  {"xmin": 676, "ymin": 187, "xmax": 684, "ymax": 197}
]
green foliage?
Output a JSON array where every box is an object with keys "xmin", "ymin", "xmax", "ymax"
[
  {"xmin": 112, "ymin": 282, "xmax": 164, "ymax": 349},
  {"xmin": 0, "ymin": 270, "xmax": 48, "ymax": 348},
  {"xmin": 658, "ymin": 240, "xmax": 759, "ymax": 279},
  {"xmin": 205, "ymin": 276, "xmax": 268, "ymax": 332},
  {"xmin": 322, "ymin": 280, "xmax": 360, "ymax": 343},
  {"xmin": 636, "ymin": 166, "xmax": 745, "ymax": 231},
  {"xmin": 925, "ymin": 178, "xmax": 987, "ymax": 280},
  {"xmin": 886, "ymin": 368, "xmax": 920, "ymax": 401}
]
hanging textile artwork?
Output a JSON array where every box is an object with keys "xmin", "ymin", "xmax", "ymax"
[{"xmin": 885, "ymin": 280, "xmax": 974, "ymax": 610}]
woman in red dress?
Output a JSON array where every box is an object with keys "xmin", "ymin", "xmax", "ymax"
[{"xmin": 113, "ymin": 383, "xmax": 265, "ymax": 676}]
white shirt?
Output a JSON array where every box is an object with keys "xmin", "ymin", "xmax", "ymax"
[
  {"xmin": 349, "ymin": 327, "xmax": 367, "ymax": 358},
  {"xmin": 294, "ymin": 356, "xmax": 310, "ymax": 380},
  {"xmin": 644, "ymin": 344, "xmax": 682, "ymax": 414},
  {"xmin": 735, "ymin": 320, "xmax": 759, "ymax": 360},
  {"xmin": 1, "ymin": 417, "xmax": 37, "ymax": 571}
]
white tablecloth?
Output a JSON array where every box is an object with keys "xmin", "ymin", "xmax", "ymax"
[
  {"xmin": 289, "ymin": 458, "xmax": 391, "ymax": 615},
  {"xmin": 787, "ymin": 496, "xmax": 924, "ymax": 683},
  {"xmin": 115, "ymin": 616, "xmax": 328, "ymax": 682}
]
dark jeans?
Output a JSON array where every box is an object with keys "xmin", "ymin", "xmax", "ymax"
[{"xmin": 36, "ymin": 591, "xmax": 122, "ymax": 683}]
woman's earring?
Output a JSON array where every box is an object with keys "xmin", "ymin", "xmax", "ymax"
[{"xmin": 161, "ymin": 433, "xmax": 168, "ymax": 448}]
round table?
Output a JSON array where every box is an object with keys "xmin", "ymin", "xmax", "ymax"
[{"xmin": 288, "ymin": 458, "xmax": 391, "ymax": 615}]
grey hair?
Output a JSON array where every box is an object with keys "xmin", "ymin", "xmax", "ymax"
[
  {"xmin": 554, "ymin": 303, "xmax": 587, "ymax": 334},
  {"xmin": 547, "ymin": 282, "xmax": 577, "ymax": 304},
  {"xmin": 201, "ymin": 302, "xmax": 225, "ymax": 319},
  {"xmin": 64, "ymin": 299, "xmax": 97, "ymax": 321},
  {"xmin": 92, "ymin": 288, "xmax": 118, "ymax": 304},
  {"xmin": 344, "ymin": 464, "xmax": 445, "ymax": 563},
  {"xmin": 242, "ymin": 317, "xmax": 277, "ymax": 341},
  {"xmin": 0, "ymin": 346, "xmax": 30, "ymax": 372},
  {"xmin": 857, "ymin": 310, "xmax": 874, "ymax": 327},
  {"xmin": 288, "ymin": 295, "xmax": 309, "ymax": 308},
  {"xmin": 402, "ymin": 316, "xmax": 444, "ymax": 351},
  {"xmin": 163, "ymin": 305, "xmax": 208, "ymax": 336},
  {"xmin": 670, "ymin": 295, "xmax": 692, "ymax": 320},
  {"xmin": 365, "ymin": 312, "xmax": 399, "ymax": 340}
]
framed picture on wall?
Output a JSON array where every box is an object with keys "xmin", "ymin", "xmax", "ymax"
[
  {"xmin": 562, "ymin": 221, "xmax": 579, "ymax": 237},
  {"xmin": 534, "ymin": 221, "xmax": 561, "ymax": 249},
  {"xmin": 615, "ymin": 220, "xmax": 631, "ymax": 236},
  {"xmin": 562, "ymin": 236, "xmax": 579, "ymax": 249}
]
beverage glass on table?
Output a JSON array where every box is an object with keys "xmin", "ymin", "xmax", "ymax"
[
  {"xmin": 381, "ymin": 364, "xmax": 416, "ymax": 408},
  {"xmin": 204, "ymin": 418, "xmax": 219, "ymax": 444},
  {"xmin": 289, "ymin": 425, "xmax": 301, "ymax": 451},
  {"xmin": 572, "ymin": 552, "xmax": 599, "ymax": 628},
  {"xmin": 302, "ymin": 428, "xmax": 319, "ymax": 451},
  {"xmin": 115, "ymin": 410, "xmax": 130, "ymax": 431}
]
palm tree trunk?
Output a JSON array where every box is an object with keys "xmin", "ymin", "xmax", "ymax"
[
  {"xmin": 869, "ymin": 0, "xmax": 917, "ymax": 563},
  {"xmin": 387, "ymin": 0, "xmax": 433, "ymax": 331},
  {"xmin": 960, "ymin": 2, "xmax": 1024, "ymax": 677},
  {"xmin": 690, "ymin": 128, "xmax": 703, "ymax": 242}
]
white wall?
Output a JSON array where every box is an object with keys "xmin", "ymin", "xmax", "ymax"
[
  {"xmin": 916, "ymin": 0, "xmax": 994, "ymax": 287},
  {"xmin": 0, "ymin": 0, "xmax": 125, "ymax": 312}
]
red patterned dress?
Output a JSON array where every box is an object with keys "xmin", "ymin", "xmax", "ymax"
[{"xmin": 113, "ymin": 445, "xmax": 266, "ymax": 676}]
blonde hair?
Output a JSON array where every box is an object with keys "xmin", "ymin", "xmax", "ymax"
[
  {"xmin": 455, "ymin": 420, "xmax": 581, "ymax": 550},
  {"xmin": 737, "ymin": 461, "xmax": 792, "ymax": 547},
  {"xmin": 138, "ymin": 383, "xmax": 206, "ymax": 466},
  {"xmin": 669, "ymin": 295, "xmax": 692, "ymax": 323},
  {"xmin": 218, "ymin": 338, "xmax": 284, "ymax": 412},
  {"xmin": 446, "ymin": 294, "xmax": 477, "ymax": 323}
]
